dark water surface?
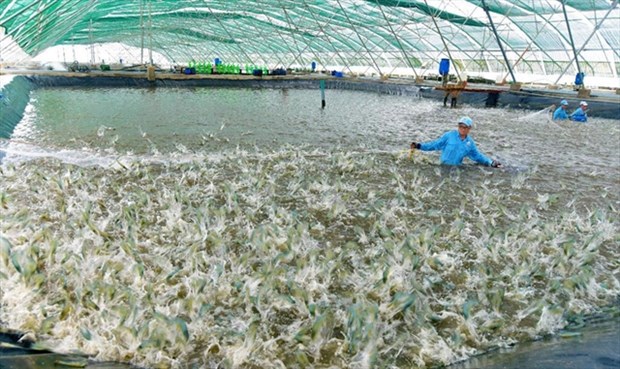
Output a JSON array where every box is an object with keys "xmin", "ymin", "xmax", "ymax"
[{"xmin": 449, "ymin": 314, "xmax": 620, "ymax": 369}]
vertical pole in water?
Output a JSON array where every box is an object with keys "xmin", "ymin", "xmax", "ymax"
[{"xmin": 320, "ymin": 80, "xmax": 326, "ymax": 109}]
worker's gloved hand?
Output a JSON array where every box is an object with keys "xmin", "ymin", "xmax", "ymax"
[
  {"xmin": 410, "ymin": 142, "xmax": 421, "ymax": 150},
  {"xmin": 491, "ymin": 160, "xmax": 502, "ymax": 168}
]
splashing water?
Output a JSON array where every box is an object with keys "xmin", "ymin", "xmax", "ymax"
[
  {"xmin": 0, "ymin": 87, "xmax": 618, "ymax": 369},
  {"xmin": 516, "ymin": 106, "xmax": 554, "ymax": 122}
]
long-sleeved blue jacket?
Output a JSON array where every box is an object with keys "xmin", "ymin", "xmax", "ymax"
[
  {"xmin": 419, "ymin": 130, "xmax": 493, "ymax": 166},
  {"xmin": 553, "ymin": 106, "xmax": 569, "ymax": 120},
  {"xmin": 571, "ymin": 107, "xmax": 588, "ymax": 122}
]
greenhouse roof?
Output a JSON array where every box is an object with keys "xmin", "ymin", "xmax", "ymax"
[{"xmin": 1, "ymin": 0, "xmax": 619, "ymax": 81}]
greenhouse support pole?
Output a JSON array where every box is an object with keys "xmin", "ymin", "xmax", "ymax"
[
  {"xmin": 554, "ymin": 0, "xmax": 618, "ymax": 85},
  {"xmin": 89, "ymin": 19, "xmax": 95, "ymax": 65},
  {"xmin": 560, "ymin": 1, "xmax": 582, "ymax": 81},
  {"xmin": 300, "ymin": 0, "xmax": 353, "ymax": 74},
  {"xmin": 148, "ymin": 1, "xmax": 153, "ymax": 65},
  {"xmin": 140, "ymin": 0, "xmax": 145, "ymax": 64},
  {"xmin": 481, "ymin": 0, "xmax": 517, "ymax": 84},
  {"xmin": 424, "ymin": 0, "xmax": 461, "ymax": 82}
]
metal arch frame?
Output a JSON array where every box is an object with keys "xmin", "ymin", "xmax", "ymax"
[
  {"xmin": 489, "ymin": 3, "xmax": 570, "ymax": 77},
  {"xmin": 309, "ymin": 0, "xmax": 509, "ymax": 79},
  {"xmin": 191, "ymin": 2, "xmax": 290, "ymax": 64},
  {"xmin": 398, "ymin": 1, "xmax": 520, "ymax": 78},
  {"xmin": 496, "ymin": 2, "xmax": 576, "ymax": 76},
  {"xmin": 333, "ymin": 0, "xmax": 383, "ymax": 76},
  {"xmin": 370, "ymin": 2, "xmax": 428, "ymax": 78},
  {"xmin": 368, "ymin": 8, "xmax": 419, "ymax": 78},
  {"xmin": 194, "ymin": 5, "xmax": 269, "ymax": 63},
  {"xmin": 457, "ymin": 1, "xmax": 570, "ymax": 82},
  {"xmin": 305, "ymin": 4, "xmax": 381, "ymax": 74},
  {"xmin": 295, "ymin": 1, "xmax": 354, "ymax": 72},
  {"xmin": 1, "ymin": 0, "xmax": 619, "ymax": 84},
  {"xmin": 21, "ymin": 0, "xmax": 88, "ymax": 55},
  {"xmin": 250, "ymin": 2, "xmax": 362, "ymax": 70},
  {"xmin": 421, "ymin": 5, "xmax": 502, "ymax": 76},
  {"xmin": 482, "ymin": 0, "xmax": 521, "ymax": 83},
  {"xmin": 554, "ymin": 0, "xmax": 619, "ymax": 84},
  {"xmin": 201, "ymin": 2, "xmax": 269, "ymax": 66},
  {"xmin": 236, "ymin": 9, "xmax": 290, "ymax": 68},
  {"xmin": 373, "ymin": 7, "xmax": 441, "ymax": 66},
  {"xmin": 144, "ymin": 6, "xmax": 197, "ymax": 64},
  {"xmin": 268, "ymin": 0, "xmax": 308, "ymax": 68},
  {"xmin": 557, "ymin": 0, "xmax": 620, "ymax": 73},
  {"xmin": 2, "ymin": 0, "xmax": 88, "ymax": 55},
  {"xmin": 469, "ymin": 0, "xmax": 617, "ymax": 80},
  {"xmin": 0, "ymin": 0, "xmax": 508, "ymax": 68},
  {"xmin": 337, "ymin": 6, "xmax": 421, "ymax": 75},
  {"xmin": 388, "ymin": 11, "xmax": 468, "ymax": 77},
  {"xmin": 251, "ymin": 1, "xmax": 329, "ymax": 68},
  {"xmin": 428, "ymin": 0, "xmax": 494, "ymax": 75},
  {"xmin": 476, "ymin": 1, "xmax": 549, "ymax": 75},
  {"xmin": 375, "ymin": 1, "xmax": 469, "ymax": 77},
  {"xmin": 274, "ymin": 0, "xmax": 328, "ymax": 71},
  {"xmin": 522, "ymin": 1, "xmax": 611, "ymax": 70},
  {"xmin": 424, "ymin": 0, "xmax": 463, "ymax": 81},
  {"xmin": 427, "ymin": 1, "xmax": 577, "ymax": 80}
]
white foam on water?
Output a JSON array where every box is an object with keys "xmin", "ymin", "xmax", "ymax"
[{"xmin": 0, "ymin": 74, "xmax": 17, "ymax": 90}]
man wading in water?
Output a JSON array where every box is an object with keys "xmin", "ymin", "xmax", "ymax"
[{"xmin": 410, "ymin": 116, "xmax": 502, "ymax": 168}]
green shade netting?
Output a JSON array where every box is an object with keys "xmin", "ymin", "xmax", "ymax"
[{"xmin": 1, "ymin": 0, "xmax": 618, "ymax": 77}]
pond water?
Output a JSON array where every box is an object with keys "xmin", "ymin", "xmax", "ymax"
[{"xmin": 0, "ymin": 87, "xmax": 618, "ymax": 368}]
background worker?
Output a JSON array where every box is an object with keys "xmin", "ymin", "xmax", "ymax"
[
  {"xmin": 571, "ymin": 101, "xmax": 589, "ymax": 122},
  {"xmin": 410, "ymin": 116, "xmax": 502, "ymax": 167},
  {"xmin": 553, "ymin": 100, "xmax": 570, "ymax": 120}
]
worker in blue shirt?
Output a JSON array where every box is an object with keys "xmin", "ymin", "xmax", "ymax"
[
  {"xmin": 553, "ymin": 100, "xmax": 570, "ymax": 120},
  {"xmin": 411, "ymin": 116, "xmax": 501, "ymax": 167},
  {"xmin": 571, "ymin": 101, "xmax": 588, "ymax": 122}
]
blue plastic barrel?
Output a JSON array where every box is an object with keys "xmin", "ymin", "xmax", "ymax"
[
  {"xmin": 575, "ymin": 72, "xmax": 584, "ymax": 85},
  {"xmin": 439, "ymin": 58, "xmax": 450, "ymax": 75},
  {"xmin": 214, "ymin": 58, "xmax": 222, "ymax": 66}
]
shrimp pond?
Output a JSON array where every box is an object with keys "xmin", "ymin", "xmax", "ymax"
[{"xmin": 1, "ymin": 87, "xmax": 619, "ymax": 368}]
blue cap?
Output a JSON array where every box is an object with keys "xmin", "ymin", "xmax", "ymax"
[
  {"xmin": 458, "ymin": 116, "xmax": 473, "ymax": 127},
  {"xmin": 561, "ymin": 100, "xmax": 568, "ymax": 106}
]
